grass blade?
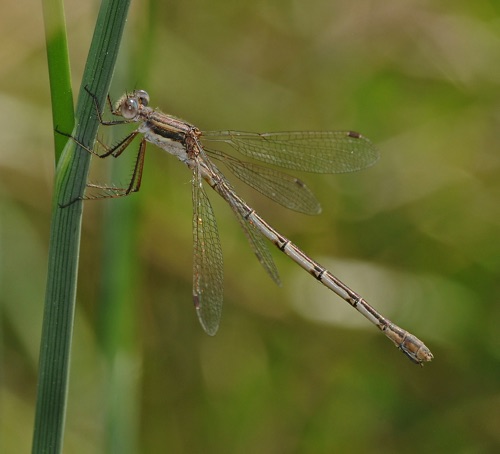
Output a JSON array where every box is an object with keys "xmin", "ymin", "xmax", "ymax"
[
  {"xmin": 33, "ymin": 1, "xmax": 132, "ymax": 452},
  {"xmin": 42, "ymin": 0, "xmax": 74, "ymax": 163}
]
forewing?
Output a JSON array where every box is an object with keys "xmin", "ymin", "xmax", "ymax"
[
  {"xmin": 202, "ymin": 130, "xmax": 379, "ymax": 173},
  {"xmin": 192, "ymin": 165, "xmax": 224, "ymax": 336}
]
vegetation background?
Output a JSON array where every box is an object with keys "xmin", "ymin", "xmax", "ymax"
[{"xmin": 1, "ymin": 0, "xmax": 499, "ymax": 452}]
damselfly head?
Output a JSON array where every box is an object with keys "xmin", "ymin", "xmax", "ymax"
[{"xmin": 115, "ymin": 90, "xmax": 150, "ymax": 120}]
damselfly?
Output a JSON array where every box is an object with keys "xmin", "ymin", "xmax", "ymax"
[{"xmin": 64, "ymin": 88, "xmax": 433, "ymax": 365}]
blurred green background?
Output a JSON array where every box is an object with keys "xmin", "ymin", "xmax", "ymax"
[{"xmin": 2, "ymin": 0, "xmax": 500, "ymax": 452}]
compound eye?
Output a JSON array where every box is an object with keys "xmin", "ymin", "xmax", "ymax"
[
  {"xmin": 136, "ymin": 90, "xmax": 150, "ymax": 107},
  {"xmin": 121, "ymin": 98, "xmax": 139, "ymax": 119}
]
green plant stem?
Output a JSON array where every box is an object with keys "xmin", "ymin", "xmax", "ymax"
[
  {"xmin": 33, "ymin": 1, "xmax": 131, "ymax": 452},
  {"xmin": 99, "ymin": 195, "xmax": 141, "ymax": 454},
  {"xmin": 42, "ymin": 0, "xmax": 74, "ymax": 163},
  {"xmin": 97, "ymin": 3, "xmax": 160, "ymax": 449}
]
